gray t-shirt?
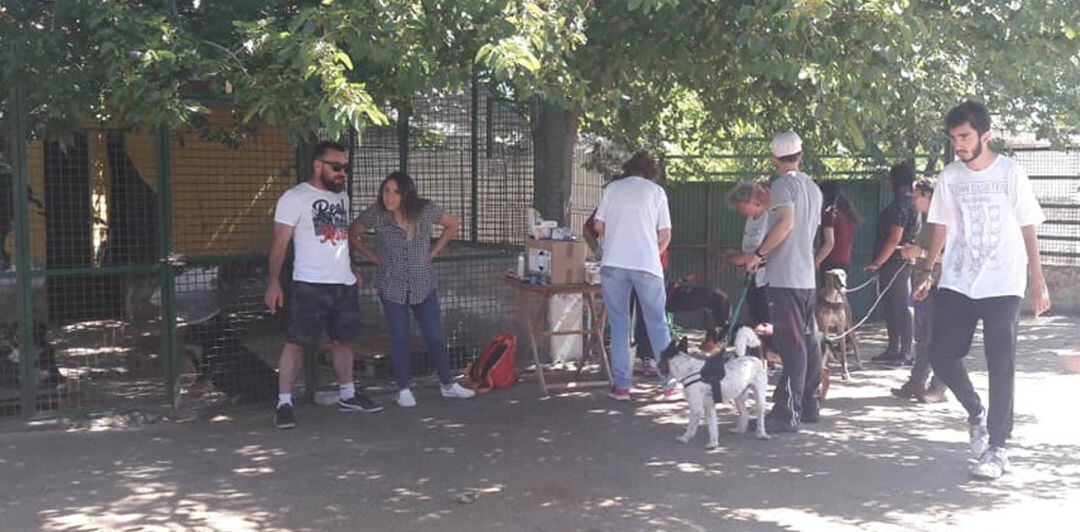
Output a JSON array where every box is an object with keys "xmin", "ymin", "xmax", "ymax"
[{"xmin": 764, "ymin": 171, "xmax": 822, "ymax": 289}]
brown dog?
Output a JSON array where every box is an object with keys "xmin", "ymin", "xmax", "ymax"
[{"xmin": 816, "ymin": 269, "xmax": 861, "ymax": 399}]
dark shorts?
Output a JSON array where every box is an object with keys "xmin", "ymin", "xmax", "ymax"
[{"xmin": 286, "ymin": 281, "xmax": 361, "ymax": 348}]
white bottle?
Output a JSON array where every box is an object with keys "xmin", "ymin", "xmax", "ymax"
[{"xmin": 516, "ymin": 253, "xmax": 526, "ymax": 279}]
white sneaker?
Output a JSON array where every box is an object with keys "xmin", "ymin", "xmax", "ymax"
[
  {"xmin": 971, "ymin": 447, "xmax": 1008, "ymax": 480},
  {"xmin": 397, "ymin": 388, "xmax": 417, "ymax": 408},
  {"xmin": 969, "ymin": 419, "xmax": 989, "ymax": 458},
  {"xmin": 440, "ymin": 382, "xmax": 476, "ymax": 399}
]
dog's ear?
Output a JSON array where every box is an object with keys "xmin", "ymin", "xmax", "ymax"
[{"xmin": 678, "ymin": 336, "xmax": 689, "ymax": 351}]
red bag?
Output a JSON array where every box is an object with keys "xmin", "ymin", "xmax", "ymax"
[{"xmin": 465, "ymin": 333, "xmax": 518, "ymax": 393}]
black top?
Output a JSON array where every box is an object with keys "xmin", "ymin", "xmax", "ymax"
[{"xmin": 874, "ymin": 195, "xmax": 919, "ymax": 264}]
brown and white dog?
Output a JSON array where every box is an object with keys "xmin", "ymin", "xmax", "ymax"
[
  {"xmin": 658, "ymin": 332, "xmax": 770, "ymax": 448},
  {"xmin": 816, "ymin": 269, "xmax": 861, "ymax": 399}
]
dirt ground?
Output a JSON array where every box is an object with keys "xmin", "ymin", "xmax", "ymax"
[{"xmin": 2, "ymin": 316, "xmax": 1079, "ymax": 532}]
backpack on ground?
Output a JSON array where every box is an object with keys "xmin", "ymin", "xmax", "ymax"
[{"xmin": 465, "ymin": 333, "xmax": 518, "ymax": 393}]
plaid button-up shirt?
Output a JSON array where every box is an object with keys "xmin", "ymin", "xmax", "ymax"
[{"xmin": 357, "ymin": 201, "xmax": 445, "ymax": 305}]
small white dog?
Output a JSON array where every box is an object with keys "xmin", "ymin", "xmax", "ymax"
[{"xmin": 658, "ymin": 328, "xmax": 770, "ymax": 448}]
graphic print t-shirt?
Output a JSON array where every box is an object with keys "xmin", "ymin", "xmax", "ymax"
[
  {"xmin": 274, "ymin": 182, "xmax": 356, "ymax": 285},
  {"xmin": 927, "ymin": 155, "xmax": 1044, "ymax": 299}
]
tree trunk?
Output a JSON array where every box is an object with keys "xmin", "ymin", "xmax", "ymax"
[{"xmin": 532, "ymin": 101, "xmax": 580, "ymax": 226}]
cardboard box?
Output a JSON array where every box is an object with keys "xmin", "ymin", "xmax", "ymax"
[{"xmin": 526, "ymin": 238, "xmax": 587, "ymax": 284}]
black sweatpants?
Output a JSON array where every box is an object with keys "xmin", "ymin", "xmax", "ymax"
[
  {"xmin": 879, "ymin": 260, "xmax": 913, "ymax": 356},
  {"xmin": 929, "ymin": 289, "xmax": 1020, "ymax": 448},
  {"xmin": 767, "ymin": 287, "xmax": 823, "ymax": 426}
]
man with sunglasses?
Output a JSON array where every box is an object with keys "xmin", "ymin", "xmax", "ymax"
[{"xmin": 266, "ymin": 140, "xmax": 383, "ymax": 429}]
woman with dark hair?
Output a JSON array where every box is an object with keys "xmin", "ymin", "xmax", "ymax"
[
  {"xmin": 815, "ymin": 181, "xmax": 863, "ymax": 275},
  {"xmin": 593, "ymin": 151, "xmax": 675, "ymax": 400},
  {"xmin": 349, "ymin": 171, "xmax": 476, "ymax": 407}
]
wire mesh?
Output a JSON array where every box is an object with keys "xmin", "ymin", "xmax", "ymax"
[{"xmin": 1012, "ymin": 147, "xmax": 1080, "ymax": 266}]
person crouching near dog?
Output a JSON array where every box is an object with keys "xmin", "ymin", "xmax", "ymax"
[
  {"xmin": 914, "ymin": 101, "xmax": 1050, "ymax": 480},
  {"xmin": 265, "ymin": 141, "xmax": 384, "ymax": 430},
  {"xmin": 891, "ymin": 179, "xmax": 948, "ymax": 404},
  {"xmin": 737, "ymin": 131, "xmax": 824, "ymax": 433},
  {"xmin": 726, "ymin": 181, "xmax": 775, "ymax": 350},
  {"xmin": 593, "ymin": 151, "xmax": 674, "ymax": 401},
  {"xmin": 349, "ymin": 172, "xmax": 476, "ymax": 408}
]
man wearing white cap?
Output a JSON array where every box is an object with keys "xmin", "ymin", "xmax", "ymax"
[{"xmin": 742, "ymin": 131, "xmax": 824, "ymax": 433}]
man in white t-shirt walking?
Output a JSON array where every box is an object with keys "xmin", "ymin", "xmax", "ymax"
[
  {"xmin": 742, "ymin": 131, "xmax": 823, "ymax": 434},
  {"xmin": 594, "ymin": 151, "xmax": 673, "ymax": 400},
  {"xmin": 265, "ymin": 141, "xmax": 383, "ymax": 429},
  {"xmin": 915, "ymin": 101, "xmax": 1050, "ymax": 480}
]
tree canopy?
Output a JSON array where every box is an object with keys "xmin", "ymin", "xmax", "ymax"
[{"xmin": 2, "ymin": 0, "xmax": 1078, "ymax": 161}]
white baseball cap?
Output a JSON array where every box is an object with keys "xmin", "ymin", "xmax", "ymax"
[{"xmin": 771, "ymin": 131, "xmax": 803, "ymax": 158}]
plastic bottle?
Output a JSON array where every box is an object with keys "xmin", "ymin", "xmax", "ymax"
[{"xmin": 516, "ymin": 253, "xmax": 526, "ymax": 279}]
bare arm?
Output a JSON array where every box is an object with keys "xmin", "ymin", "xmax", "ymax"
[
  {"xmin": 866, "ymin": 225, "xmax": 904, "ymax": 271},
  {"xmin": 657, "ymin": 228, "xmax": 672, "ymax": 255},
  {"xmin": 348, "ymin": 218, "xmax": 379, "ymax": 263},
  {"xmin": 265, "ymin": 222, "xmax": 294, "ymax": 313},
  {"xmin": 429, "ymin": 212, "xmax": 459, "ymax": 260},
  {"xmin": 912, "ymin": 223, "xmax": 946, "ymax": 301},
  {"xmin": 1022, "ymin": 225, "xmax": 1051, "ymax": 316},
  {"xmin": 593, "ymin": 219, "xmax": 605, "ymax": 237},
  {"xmin": 815, "ymin": 226, "xmax": 835, "ymax": 269},
  {"xmin": 583, "ymin": 223, "xmax": 601, "ymax": 259}
]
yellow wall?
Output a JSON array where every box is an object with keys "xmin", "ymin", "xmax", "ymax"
[{"xmin": 6, "ymin": 108, "xmax": 295, "ymax": 264}]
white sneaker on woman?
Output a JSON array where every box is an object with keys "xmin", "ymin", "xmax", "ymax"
[
  {"xmin": 397, "ymin": 388, "xmax": 417, "ymax": 408},
  {"xmin": 440, "ymin": 382, "xmax": 476, "ymax": 399}
]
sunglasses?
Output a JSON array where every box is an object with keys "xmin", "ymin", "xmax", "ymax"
[{"xmin": 318, "ymin": 159, "xmax": 349, "ymax": 172}]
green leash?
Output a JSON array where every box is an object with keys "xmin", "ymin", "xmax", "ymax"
[{"xmin": 722, "ymin": 272, "xmax": 755, "ymax": 347}]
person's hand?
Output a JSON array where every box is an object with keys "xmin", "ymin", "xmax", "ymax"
[
  {"xmin": 351, "ymin": 267, "xmax": 364, "ymax": 289},
  {"xmin": 1028, "ymin": 274, "xmax": 1051, "ymax": 317},
  {"xmin": 900, "ymin": 244, "xmax": 923, "ymax": 261},
  {"xmin": 864, "ymin": 262, "xmax": 880, "ymax": 273},
  {"xmin": 912, "ymin": 277, "xmax": 932, "ymax": 302},
  {"xmin": 745, "ymin": 253, "xmax": 763, "ymax": 273},
  {"xmin": 265, "ymin": 282, "xmax": 285, "ymax": 314}
]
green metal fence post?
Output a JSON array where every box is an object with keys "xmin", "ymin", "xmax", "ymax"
[
  {"xmin": 398, "ymin": 107, "xmax": 410, "ymax": 174},
  {"xmin": 9, "ymin": 42, "xmax": 37, "ymax": 417},
  {"xmin": 155, "ymin": 124, "xmax": 178, "ymax": 412},
  {"xmin": 470, "ymin": 76, "xmax": 479, "ymax": 243}
]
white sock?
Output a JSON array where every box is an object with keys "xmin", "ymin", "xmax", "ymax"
[
  {"xmin": 277, "ymin": 393, "xmax": 293, "ymax": 407},
  {"xmin": 339, "ymin": 383, "xmax": 355, "ymax": 401}
]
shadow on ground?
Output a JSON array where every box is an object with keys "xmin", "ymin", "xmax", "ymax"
[{"xmin": 2, "ymin": 317, "xmax": 1079, "ymax": 531}]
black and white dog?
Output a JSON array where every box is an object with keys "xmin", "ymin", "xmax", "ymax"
[
  {"xmin": 183, "ymin": 316, "xmax": 278, "ymax": 405},
  {"xmin": 0, "ymin": 321, "xmax": 65, "ymax": 390},
  {"xmin": 658, "ymin": 329, "xmax": 770, "ymax": 448}
]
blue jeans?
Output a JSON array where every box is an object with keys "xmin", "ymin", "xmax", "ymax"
[
  {"xmin": 380, "ymin": 292, "xmax": 452, "ymax": 389},
  {"xmin": 601, "ymin": 266, "xmax": 670, "ymax": 389}
]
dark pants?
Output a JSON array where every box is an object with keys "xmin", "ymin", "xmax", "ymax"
[
  {"xmin": 630, "ymin": 289, "xmax": 654, "ymax": 360},
  {"xmin": 767, "ymin": 287, "xmax": 823, "ymax": 426},
  {"xmin": 381, "ymin": 292, "xmax": 452, "ymax": 389},
  {"xmin": 907, "ymin": 286, "xmax": 943, "ymax": 391},
  {"xmin": 879, "ymin": 261, "xmax": 913, "ymax": 356},
  {"xmin": 929, "ymin": 289, "xmax": 1019, "ymax": 448}
]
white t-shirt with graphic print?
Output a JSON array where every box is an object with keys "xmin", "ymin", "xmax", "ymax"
[
  {"xmin": 274, "ymin": 182, "xmax": 357, "ymax": 285},
  {"xmin": 927, "ymin": 155, "xmax": 1044, "ymax": 299}
]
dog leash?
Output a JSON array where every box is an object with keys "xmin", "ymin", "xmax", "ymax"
[
  {"xmin": 721, "ymin": 272, "xmax": 756, "ymax": 347},
  {"xmin": 824, "ymin": 261, "xmax": 912, "ymax": 343},
  {"xmin": 843, "ymin": 275, "xmax": 878, "ymax": 294}
]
